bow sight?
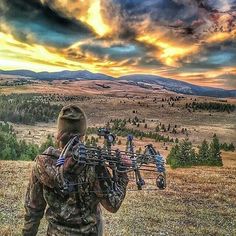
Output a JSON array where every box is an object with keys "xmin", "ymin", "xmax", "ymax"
[
  {"xmin": 97, "ymin": 127, "xmax": 116, "ymax": 147},
  {"xmin": 57, "ymin": 128, "xmax": 167, "ymax": 191}
]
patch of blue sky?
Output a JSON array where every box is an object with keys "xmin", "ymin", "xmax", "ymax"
[
  {"xmin": 208, "ymin": 52, "xmax": 234, "ymax": 65},
  {"xmin": 9, "ymin": 20, "xmax": 85, "ymax": 48},
  {"xmin": 81, "ymin": 43, "xmax": 142, "ymax": 60}
]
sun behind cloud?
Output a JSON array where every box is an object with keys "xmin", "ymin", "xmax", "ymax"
[{"xmin": 80, "ymin": 0, "xmax": 110, "ymax": 37}]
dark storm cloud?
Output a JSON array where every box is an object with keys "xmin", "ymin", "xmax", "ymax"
[
  {"xmin": 180, "ymin": 39, "xmax": 236, "ymax": 71},
  {"xmin": 0, "ymin": 0, "xmax": 94, "ymax": 48},
  {"xmin": 104, "ymin": 0, "xmax": 200, "ymax": 28},
  {"xmin": 80, "ymin": 43, "xmax": 144, "ymax": 60},
  {"xmin": 202, "ymin": 0, "xmax": 236, "ymax": 11},
  {"xmin": 136, "ymin": 56, "xmax": 163, "ymax": 67},
  {"xmin": 103, "ymin": 0, "xmax": 236, "ymax": 40}
]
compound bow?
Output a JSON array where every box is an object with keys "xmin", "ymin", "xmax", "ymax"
[{"xmin": 56, "ymin": 128, "xmax": 166, "ymax": 192}]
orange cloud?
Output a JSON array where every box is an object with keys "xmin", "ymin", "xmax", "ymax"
[
  {"xmin": 0, "ymin": 31, "xmax": 147, "ymax": 76},
  {"xmin": 41, "ymin": 0, "xmax": 111, "ymax": 37},
  {"xmin": 136, "ymin": 34, "xmax": 199, "ymax": 67},
  {"xmin": 170, "ymin": 67, "xmax": 236, "ymax": 89},
  {"xmin": 80, "ymin": 0, "xmax": 110, "ymax": 36},
  {"xmin": 205, "ymin": 29, "xmax": 236, "ymax": 44},
  {"xmin": 0, "ymin": 32, "xmax": 95, "ymax": 72}
]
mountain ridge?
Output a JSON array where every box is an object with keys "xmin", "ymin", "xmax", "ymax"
[{"xmin": 0, "ymin": 69, "xmax": 235, "ymax": 98}]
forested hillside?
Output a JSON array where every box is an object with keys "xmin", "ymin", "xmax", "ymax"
[
  {"xmin": 0, "ymin": 122, "xmax": 54, "ymax": 160},
  {"xmin": 0, "ymin": 94, "xmax": 63, "ymax": 124}
]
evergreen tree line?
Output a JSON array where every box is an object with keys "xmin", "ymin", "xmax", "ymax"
[
  {"xmin": 87, "ymin": 122, "xmax": 175, "ymax": 143},
  {"xmin": 111, "ymin": 118, "xmax": 176, "ymax": 142},
  {"xmin": 84, "ymin": 135, "xmax": 99, "ymax": 147},
  {"xmin": 220, "ymin": 142, "xmax": 235, "ymax": 152},
  {"xmin": 0, "ymin": 122, "xmax": 54, "ymax": 161},
  {"xmin": 83, "ymin": 135, "xmax": 143, "ymax": 154},
  {"xmin": 186, "ymin": 102, "xmax": 235, "ymax": 113},
  {"xmin": 0, "ymin": 79, "xmax": 36, "ymax": 87},
  {"xmin": 167, "ymin": 134, "xmax": 223, "ymax": 168},
  {"xmin": 34, "ymin": 94, "xmax": 90, "ymax": 103},
  {"xmin": 0, "ymin": 94, "xmax": 63, "ymax": 125},
  {"xmin": 112, "ymin": 117, "xmax": 188, "ymax": 136}
]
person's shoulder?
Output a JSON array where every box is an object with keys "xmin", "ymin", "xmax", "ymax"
[
  {"xmin": 41, "ymin": 146, "xmax": 61, "ymax": 158},
  {"xmin": 35, "ymin": 146, "xmax": 60, "ymax": 165},
  {"xmin": 33, "ymin": 147, "xmax": 61, "ymax": 187}
]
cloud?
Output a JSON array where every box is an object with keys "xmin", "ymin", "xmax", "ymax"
[
  {"xmin": 215, "ymin": 73, "xmax": 236, "ymax": 89},
  {"xmin": 0, "ymin": 0, "xmax": 94, "ymax": 47},
  {"xmin": 0, "ymin": 0, "xmax": 235, "ymax": 89}
]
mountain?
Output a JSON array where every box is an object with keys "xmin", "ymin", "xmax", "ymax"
[
  {"xmin": 0, "ymin": 70, "xmax": 37, "ymax": 78},
  {"xmin": 119, "ymin": 74, "xmax": 236, "ymax": 98},
  {"xmin": 0, "ymin": 70, "xmax": 235, "ymax": 98},
  {"xmin": 0, "ymin": 69, "xmax": 113, "ymax": 81}
]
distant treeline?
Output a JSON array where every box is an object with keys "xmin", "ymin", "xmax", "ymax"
[
  {"xmin": 167, "ymin": 135, "xmax": 223, "ymax": 168},
  {"xmin": 0, "ymin": 94, "xmax": 63, "ymax": 125},
  {"xmin": 220, "ymin": 142, "xmax": 235, "ymax": 152},
  {"xmin": 0, "ymin": 122, "xmax": 54, "ymax": 161},
  {"xmin": 0, "ymin": 79, "xmax": 37, "ymax": 87},
  {"xmin": 87, "ymin": 119, "xmax": 175, "ymax": 143},
  {"xmin": 186, "ymin": 102, "xmax": 235, "ymax": 113},
  {"xmin": 87, "ymin": 119, "xmax": 235, "ymax": 152},
  {"xmin": 36, "ymin": 94, "xmax": 90, "ymax": 103}
]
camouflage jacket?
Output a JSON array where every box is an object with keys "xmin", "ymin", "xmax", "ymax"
[{"xmin": 22, "ymin": 147, "xmax": 129, "ymax": 236}]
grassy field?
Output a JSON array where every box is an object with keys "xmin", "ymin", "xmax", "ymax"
[
  {"xmin": 0, "ymin": 151, "xmax": 235, "ymax": 236},
  {"xmin": 0, "ymin": 82, "xmax": 235, "ymax": 235},
  {"xmin": 1, "ymin": 80, "xmax": 236, "ymax": 145}
]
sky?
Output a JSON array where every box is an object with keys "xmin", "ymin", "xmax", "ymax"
[{"xmin": 0, "ymin": 0, "xmax": 235, "ymax": 89}]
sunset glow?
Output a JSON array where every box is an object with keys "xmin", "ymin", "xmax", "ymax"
[{"xmin": 0, "ymin": 0, "xmax": 235, "ymax": 89}]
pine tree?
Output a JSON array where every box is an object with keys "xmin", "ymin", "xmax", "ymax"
[
  {"xmin": 190, "ymin": 148, "xmax": 196, "ymax": 165},
  {"xmin": 197, "ymin": 139, "xmax": 209, "ymax": 165},
  {"xmin": 220, "ymin": 142, "xmax": 228, "ymax": 151},
  {"xmin": 228, "ymin": 143, "xmax": 235, "ymax": 152},
  {"xmin": 172, "ymin": 128, "xmax": 177, "ymax": 134},
  {"xmin": 86, "ymin": 139, "xmax": 91, "ymax": 147},
  {"xmin": 179, "ymin": 139, "xmax": 194, "ymax": 166},
  {"xmin": 136, "ymin": 147, "xmax": 142, "ymax": 154},
  {"xmin": 209, "ymin": 134, "xmax": 223, "ymax": 166},
  {"xmin": 161, "ymin": 124, "xmax": 166, "ymax": 132},
  {"xmin": 91, "ymin": 136, "xmax": 97, "ymax": 146},
  {"xmin": 167, "ymin": 144, "xmax": 181, "ymax": 168},
  {"xmin": 167, "ymin": 124, "xmax": 171, "ymax": 131},
  {"xmin": 1, "ymin": 146, "xmax": 12, "ymax": 160}
]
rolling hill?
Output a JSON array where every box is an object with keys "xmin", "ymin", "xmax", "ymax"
[{"xmin": 0, "ymin": 69, "xmax": 235, "ymax": 98}]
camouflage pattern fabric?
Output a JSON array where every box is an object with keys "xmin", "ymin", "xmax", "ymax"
[{"xmin": 22, "ymin": 147, "xmax": 129, "ymax": 236}]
